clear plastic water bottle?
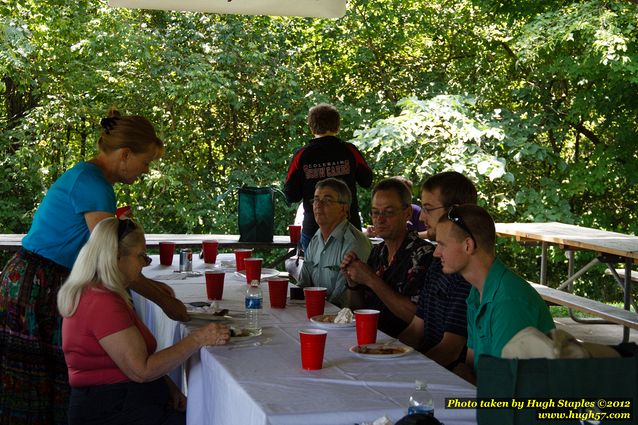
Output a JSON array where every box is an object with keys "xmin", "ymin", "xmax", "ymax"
[
  {"xmin": 245, "ymin": 279, "xmax": 263, "ymax": 333},
  {"xmin": 407, "ymin": 380, "xmax": 434, "ymax": 416}
]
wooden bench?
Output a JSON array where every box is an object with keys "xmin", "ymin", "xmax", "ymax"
[
  {"xmin": 604, "ymin": 268, "xmax": 638, "ymax": 283},
  {"xmin": 530, "ymin": 283, "xmax": 638, "ymax": 331}
]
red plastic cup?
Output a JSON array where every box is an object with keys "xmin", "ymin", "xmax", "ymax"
[
  {"xmin": 288, "ymin": 225, "xmax": 302, "ymax": 244},
  {"xmin": 159, "ymin": 242, "xmax": 176, "ymax": 266},
  {"xmin": 205, "ymin": 271, "xmax": 225, "ymax": 300},
  {"xmin": 268, "ymin": 277, "xmax": 288, "ymax": 308},
  {"xmin": 304, "ymin": 287, "xmax": 327, "ymax": 319},
  {"xmin": 116, "ymin": 206, "xmax": 131, "ymax": 219},
  {"xmin": 354, "ymin": 309, "xmax": 380, "ymax": 345},
  {"xmin": 299, "ymin": 329, "xmax": 327, "ymax": 370},
  {"xmin": 244, "ymin": 258, "xmax": 263, "ymax": 284},
  {"xmin": 234, "ymin": 249, "xmax": 253, "ymax": 272},
  {"xmin": 202, "ymin": 240, "xmax": 219, "ymax": 264}
]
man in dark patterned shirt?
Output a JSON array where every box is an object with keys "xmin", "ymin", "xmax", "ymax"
[
  {"xmin": 399, "ymin": 171, "xmax": 477, "ymax": 369},
  {"xmin": 341, "ymin": 178, "xmax": 435, "ymax": 338}
]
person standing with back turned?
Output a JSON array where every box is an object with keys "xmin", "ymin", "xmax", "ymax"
[
  {"xmin": 0, "ymin": 109, "xmax": 188, "ymax": 425},
  {"xmin": 284, "ymin": 103, "xmax": 373, "ymax": 253}
]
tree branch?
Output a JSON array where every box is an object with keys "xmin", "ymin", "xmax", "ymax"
[{"xmin": 571, "ymin": 122, "xmax": 600, "ymax": 146}]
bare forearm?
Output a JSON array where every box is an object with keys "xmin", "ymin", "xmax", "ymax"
[
  {"xmin": 346, "ymin": 287, "xmax": 365, "ymax": 310},
  {"xmin": 102, "ymin": 325, "xmax": 229, "ymax": 385},
  {"xmin": 130, "ymin": 275, "xmax": 189, "ymax": 322},
  {"xmin": 135, "ymin": 334, "xmax": 202, "ymax": 382},
  {"xmin": 129, "ymin": 275, "xmax": 166, "ymax": 303},
  {"xmin": 426, "ymin": 344, "xmax": 462, "ymax": 368},
  {"xmin": 452, "ymin": 349, "xmax": 476, "ymax": 385},
  {"xmin": 453, "ymin": 362, "xmax": 476, "ymax": 385},
  {"xmin": 398, "ymin": 319, "xmax": 424, "ymax": 349}
]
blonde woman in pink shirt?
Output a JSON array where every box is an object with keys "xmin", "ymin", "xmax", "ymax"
[{"xmin": 58, "ymin": 218, "xmax": 229, "ymax": 425}]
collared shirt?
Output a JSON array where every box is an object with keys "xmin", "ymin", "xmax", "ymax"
[
  {"xmin": 299, "ymin": 219, "xmax": 372, "ymax": 307},
  {"xmin": 467, "ymin": 257, "xmax": 555, "ymax": 369},
  {"xmin": 361, "ymin": 231, "xmax": 435, "ymax": 337},
  {"xmin": 416, "ymin": 257, "xmax": 472, "ymax": 354}
]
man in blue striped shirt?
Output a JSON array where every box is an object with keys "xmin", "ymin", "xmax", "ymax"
[{"xmin": 399, "ymin": 172, "xmax": 476, "ymax": 369}]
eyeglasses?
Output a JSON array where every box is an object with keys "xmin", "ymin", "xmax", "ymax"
[
  {"xmin": 371, "ymin": 208, "xmax": 405, "ymax": 219},
  {"xmin": 447, "ymin": 206, "xmax": 478, "ymax": 248},
  {"xmin": 422, "ymin": 205, "xmax": 447, "ymax": 215},
  {"xmin": 311, "ymin": 197, "xmax": 346, "ymax": 207},
  {"xmin": 117, "ymin": 218, "xmax": 138, "ymax": 241}
]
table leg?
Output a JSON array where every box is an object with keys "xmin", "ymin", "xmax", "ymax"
[
  {"xmin": 557, "ymin": 257, "xmax": 599, "ymax": 291},
  {"xmin": 566, "ymin": 250, "xmax": 575, "ymax": 292},
  {"xmin": 606, "ymin": 265, "xmax": 638, "ymax": 313},
  {"xmin": 562, "ymin": 256, "xmax": 615, "ymax": 325},
  {"xmin": 623, "ymin": 258, "xmax": 632, "ymax": 343},
  {"xmin": 540, "ymin": 242, "xmax": 548, "ymax": 286}
]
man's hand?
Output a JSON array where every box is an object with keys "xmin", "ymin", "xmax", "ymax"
[
  {"xmin": 343, "ymin": 258, "xmax": 378, "ymax": 288},
  {"xmin": 340, "ymin": 251, "xmax": 359, "ymax": 269}
]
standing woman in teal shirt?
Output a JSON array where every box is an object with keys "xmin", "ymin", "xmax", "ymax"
[{"xmin": 0, "ymin": 109, "xmax": 188, "ymax": 425}]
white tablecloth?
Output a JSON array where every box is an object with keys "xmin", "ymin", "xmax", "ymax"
[{"xmin": 136, "ymin": 254, "xmax": 477, "ymax": 425}]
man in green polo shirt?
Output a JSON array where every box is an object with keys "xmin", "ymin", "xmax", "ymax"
[{"xmin": 434, "ymin": 204, "xmax": 555, "ymax": 384}]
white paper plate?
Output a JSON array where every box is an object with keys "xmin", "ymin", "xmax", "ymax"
[
  {"xmin": 310, "ymin": 314, "xmax": 355, "ymax": 329},
  {"xmin": 349, "ymin": 344, "xmax": 413, "ymax": 359},
  {"xmin": 207, "ymin": 265, "xmax": 236, "ymax": 274},
  {"xmin": 187, "ymin": 311, "xmax": 233, "ymax": 322},
  {"xmin": 230, "ymin": 327, "xmax": 262, "ymax": 342},
  {"xmin": 235, "ymin": 268, "xmax": 280, "ymax": 281}
]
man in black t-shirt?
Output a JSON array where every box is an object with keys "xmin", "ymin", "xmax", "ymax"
[{"xmin": 284, "ymin": 103, "xmax": 373, "ymax": 252}]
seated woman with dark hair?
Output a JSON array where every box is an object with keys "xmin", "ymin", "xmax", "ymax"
[{"xmin": 58, "ymin": 218, "xmax": 230, "ymax": 425}]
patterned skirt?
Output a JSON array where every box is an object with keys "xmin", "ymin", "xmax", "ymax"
[{"xmin": 0, "ymin": 249, "xmax": 70, "ymax": 425}]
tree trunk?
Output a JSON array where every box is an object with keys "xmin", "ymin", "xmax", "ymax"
[{"xmin": 2, "ymin": 76, "xmax": 38, "ymax": 152}]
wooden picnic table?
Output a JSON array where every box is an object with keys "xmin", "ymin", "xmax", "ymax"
[{"xmin": 495, "ymin": 222, "xmax": 638, "ymax": 341}]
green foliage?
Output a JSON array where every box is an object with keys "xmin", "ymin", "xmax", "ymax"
[{"xmin": 352, "ymin": 94, "xmax": 569, "ymax": 220}]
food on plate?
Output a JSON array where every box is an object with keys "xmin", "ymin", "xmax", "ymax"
[
  {"xmin": 334, "ymin": 307, "xmax": 354, "ymax": 324},
  {"xmin": 314, "ymin": 308, "xmax": 354, "ymax": 324},
  {"xmin": 318, "ymin": 314, "xmax": 336, "ymax": 323},
  {"xmin": 230, "ymin": 328, "xmax": 250, "ymax": 338},
  {"xmin": 356, "ymin": 345, "xmax": 406, "ymax": 355},
  {"xmin": 188, "ymin": 303, "xmax": 228, "ymax": 317}
]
